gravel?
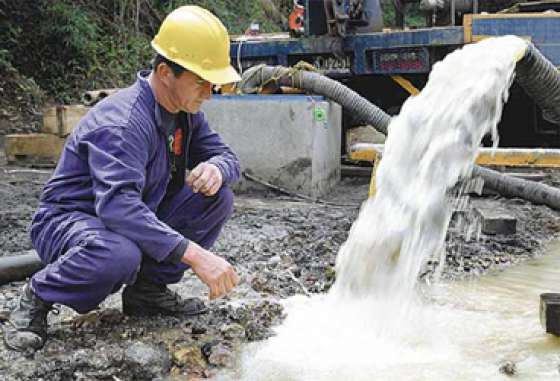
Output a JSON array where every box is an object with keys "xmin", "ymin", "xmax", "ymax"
[{"xmin": 1, "ymin": 156, "xmax": 559, "ymax": 379}]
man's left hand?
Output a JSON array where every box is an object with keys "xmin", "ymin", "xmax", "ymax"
[{"xmin": 187, "ymin": 162, "xmax": 223, "ymax": 196}]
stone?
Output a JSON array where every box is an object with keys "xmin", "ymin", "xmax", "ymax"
[
  {"xmin": 244, "ymin": 321, "xmax": 272, "ymax": 341},
  {"xmin": 251, "ymin": 273, "xmax": 275, "ymax": 293},
  {"xmin": 499, "ymin": 360, "xmax": 516, "ymax": 376},
  {"xmin": 172, "ymin": 345, "xmax": 207, "ymax": 370},
  {"xmin": 0, "ymin": 307, "xmax": 10, "ymax": 321},
  {"xmin": 475, "ymin": 207, "xmax": 517, "ymax": 235},
  {"xmin": 220, "ymin": 323, "xmax": 246, "ymax": 340},
  {"xmin": 540, "ymin": 293, "xmax": 560, "ymax": 336},
  {"xmin": 203, "ymin": 342, "xmax": 234, "ymax": 368},
  {"xmin": 124, "ymin": 341, "xmax": 170, "ymax": 378}
]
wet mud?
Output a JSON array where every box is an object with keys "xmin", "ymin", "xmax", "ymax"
[{"xmin": 1, "ymin": 150, "xmax": 560, "ymax": 379}]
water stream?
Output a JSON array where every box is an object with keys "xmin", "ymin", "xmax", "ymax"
[{"xmin": 216, "ymin": 36, "xmax": 560, "ymax": 380}]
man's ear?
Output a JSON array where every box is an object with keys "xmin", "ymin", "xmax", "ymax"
[{"xmin": 156, "ymin": 63, "xmax": 174, "ymax": 87}]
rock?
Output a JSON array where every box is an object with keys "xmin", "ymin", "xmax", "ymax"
[
  {"xmin": 191, "ymin": 322, "xmax": 207, "ymax": 335},
  {"xmin": 206, "ymin": 343, "xmax": 234, "ymax": 368},
  {"xmin": 124, "ymin": 341, "xmax": 170, "ymax": 378},
  {"xmin": 244, "ymin": 321, "xmax": 272, "ymax": 341},
  {"xmin": 268, "ymin": 255, "xmax": 281, "ymax": 266},
  {"xmin": 540, "ymin": 293, "xmax": 560, "ymax": 335},
  {"xmin": 220, "ymin": 323, "xmax": 246, "ymax": 340},
  {"xmin": 73, "ymin": 308, "xmax": 123, "ymax": 330},
  {"xmin": 172, "ymin": 345, "xmax": 207, "ymax": 371},
  {"xmin": 499, "ymin": 360, "xmax": 516, "ymax": 376},
  {"xmin": 0, "ymin": 307, "xmax": 10, "ymax": 321},
  {"xmin": 475, "ymin": 207, "xmax": 517, "ymax": 235},
  {"xmin": 251, "ymin": 273, "xmax": 276, "ymax": 293},
  {"xmin": 324, "ymin": 265, "xmax": 336, "ymax": 281}
]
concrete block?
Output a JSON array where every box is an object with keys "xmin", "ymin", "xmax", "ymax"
[
  {"xmin": 540, "ymin": 293, "xmax": 560, "ymax": 336},
  {"xmin": 5, "ymin": 133, "xmax": 66, "ymax": 166},
  {"xmin": 42, "ymin": 105, "xmax": 90, "ymax": 137},
  {"xmin": 201, "ymin": 95, "xmax": 341, "ymax": 198},
  {"xmin": 474, "ymin": 207, "xmax": 517, "ymax": 235}
]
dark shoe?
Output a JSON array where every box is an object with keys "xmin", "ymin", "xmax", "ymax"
[
  {"xmin": 122, "ymin": 279, "xmax": 207, "ymax": 317},
  {"xmin": 3, "ymin": 283, "xmax": 54, "ymax": 352}
]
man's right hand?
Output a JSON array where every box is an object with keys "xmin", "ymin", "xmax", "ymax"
[{"xmin": 181, "ymin": 241, "xmax": 239, "ymax": 299}]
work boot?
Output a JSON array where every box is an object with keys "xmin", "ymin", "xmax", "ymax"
[
  {"xmin": 122, "ymin": 279, "xmax": 207, "ymax": 317},
  {"xmin": 3, "ymin": 283, "xmax": 54, "ymax": 352}
]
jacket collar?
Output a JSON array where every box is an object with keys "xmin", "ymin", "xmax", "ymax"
[{"xmin": 137, "ymin": 70, "xmax": 168, "ymax": 135}]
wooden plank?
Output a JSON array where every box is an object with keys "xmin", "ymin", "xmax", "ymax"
[
  {"xmin": 464, "ymin": 14, "xmax": 474, "ymax": 44},
  {"xmin": 42, "ymin": 105, "xmax": 89, "ymax": 137},
  {"xmin": 470, "ymin": 12, "xmax": 560, "ymax": 19},
  {"xmin": 390, "ymin": 75, "xmax": 420, "ymax": 96},
  {"xmin": 5, "ymin": 133, "xmax": 66, "ymax": 166},
  {"xmin": 349, "ymin": 144, "xmax": 560, "ymax": 168},
  {"xmin": 475, "ymin": 148, "xmax": 560, "ymax": 167},
  {"xmin": 348, "ymin": 143, "xmax": 380, "ymax": 162}
]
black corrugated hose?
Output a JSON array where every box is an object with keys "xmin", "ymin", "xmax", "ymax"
[
  {"xmin": 238, "ymin": 65, "xmax": 392, "ymax": 135},
  {"xmin": 516, "ymin": 42, "xmax": 560, "ymax": 125}
]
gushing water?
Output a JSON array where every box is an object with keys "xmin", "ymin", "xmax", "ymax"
[{"xmin": 221, "ymin": 36, "xmax": 535, "ymax": 380}]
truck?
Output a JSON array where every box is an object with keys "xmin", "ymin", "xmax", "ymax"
[{"xmin": 229, "ymin": 0, "xmax": 560, "ymax": 150}]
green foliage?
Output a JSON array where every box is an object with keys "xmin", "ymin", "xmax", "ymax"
[
  {"xmin": 186, "ymin": 0, "xmax": 283, "ymax": 34},
  {"xmin": 0, "ymin": 0, "xmax": 426, "ymax": 108},
  {"xmin": 381, "ymin": 0, "xmax": 426, "ymax": 28},
  {"xmin": 0, "ymin": 0, "xmax": 286, "ymax": 104}
]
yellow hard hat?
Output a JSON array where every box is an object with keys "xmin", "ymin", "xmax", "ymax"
[{"xmin": 151, "ymin": 5, "xmax": 241, "ymax": 85}]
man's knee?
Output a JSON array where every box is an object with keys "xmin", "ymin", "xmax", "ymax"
[{"xmin": 93, "ymin": 233, "xmax": 142, "ymax": 285}]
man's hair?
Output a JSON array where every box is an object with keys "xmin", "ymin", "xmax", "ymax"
[{"xmin": 152, "ymin": 54, "xmax": 186, "ymax": 77}]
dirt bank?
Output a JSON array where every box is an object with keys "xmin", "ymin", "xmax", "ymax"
[{"xmin": 1, "ymin": 152, "xmax": 559, "ymax": 379}]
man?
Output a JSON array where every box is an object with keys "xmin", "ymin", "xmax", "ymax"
[{"xmin": 4, "ymin": 5, "xmax": 241, "ymax": 352}]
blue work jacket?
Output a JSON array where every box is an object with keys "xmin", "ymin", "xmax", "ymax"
[{"xmin": 31, "ymin": 70, "xmax": 240, "ymax": 263}]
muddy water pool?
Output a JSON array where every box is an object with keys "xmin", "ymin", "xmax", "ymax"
[{"xmin": 215, "ymin": 240, "xmax": 560, "ymax": 381}]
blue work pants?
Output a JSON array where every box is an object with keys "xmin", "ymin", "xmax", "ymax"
[{"xmin": 30, "ymin": 186, "xmax": 233, "ymax": 313}]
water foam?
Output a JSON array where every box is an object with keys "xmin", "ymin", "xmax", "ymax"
[{"xmin": 224, "ymin": 36, "xmax": 529, "ymax": 381}]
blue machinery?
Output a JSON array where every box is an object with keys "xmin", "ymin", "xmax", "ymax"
[
  {"xmin": 231, "ymin": 13, "xmax": 560, "ymax": 76},
  {"xmin": 230, "ymin": 10, "xmax": 560, "ymax": 147}
]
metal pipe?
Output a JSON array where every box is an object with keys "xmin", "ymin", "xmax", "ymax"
[
  {"xmin": 81, "ymin": 89, "xmax": 120, "ymax": 107},
  {"xmin": 0, "ymin": 252, "xmax": 43, "ymax": 285},
  {"xmin": 450, "ymin": 0, "xmax": 455, "ymax": 25}
]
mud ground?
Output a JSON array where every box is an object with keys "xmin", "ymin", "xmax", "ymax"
[{"xmin": 1, "ymin": 142, "xmax": 560, "ymax": 380}]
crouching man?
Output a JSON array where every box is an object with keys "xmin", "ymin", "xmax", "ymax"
[{"xmin": 4, "ymin": 5, "xmax": 241, "ymax": 351}]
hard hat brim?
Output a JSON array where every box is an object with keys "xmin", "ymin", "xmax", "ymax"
[{"xmin": 197, "ymin": 64, "xmax": 241, "ymax": 85}]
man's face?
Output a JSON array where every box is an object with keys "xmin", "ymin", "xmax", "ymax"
[{"xmin": 163, "ymin": 66, "xmax": 213, "ymax": 113}]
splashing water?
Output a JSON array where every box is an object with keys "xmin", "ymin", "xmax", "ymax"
[
  {"xmin": 332, "ymin": 35, "xmax": 526, "ymax": 301},
  {"xmin": 222, "ymin": 36, "xmax": 531, "ymax": 381}
]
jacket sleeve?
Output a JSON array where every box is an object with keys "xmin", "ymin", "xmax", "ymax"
[
  {"xmin": 82, "ymin": 124, "xmax": 185, "ymax": 263},
  {"xmin": 188, "ymin": 112, "xmax": 241, "ymax": 185}
]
